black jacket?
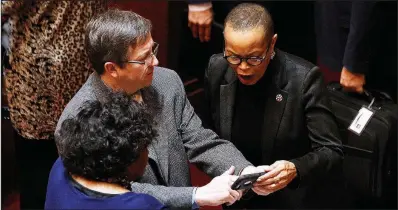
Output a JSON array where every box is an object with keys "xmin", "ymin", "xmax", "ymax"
[{"xmin": 203, "ymin": 50, "xmax": 344, "ymax": 208}]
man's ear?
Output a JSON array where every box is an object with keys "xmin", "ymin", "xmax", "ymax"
[{"xmin": 104, "ymin": 62, "xmax": 118, "ymax": 78}]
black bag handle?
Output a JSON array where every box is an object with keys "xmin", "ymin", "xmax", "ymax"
[
  {"xmin": 328, "ymin": 82, "xmax": 393, "ymax": 101},
  {"xmin": 327, "ymin": 82, "xmax": 394, "ymax": 109},
  {"xmin": 328, "ymin": 82, "xmax": 374, "ymax": 101}
]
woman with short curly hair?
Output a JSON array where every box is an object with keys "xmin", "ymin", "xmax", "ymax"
[{"xmin": 45, "ymin": 93, "xmax": 166, "ymax": 209}]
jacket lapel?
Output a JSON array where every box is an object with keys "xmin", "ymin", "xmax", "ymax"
[
  {"xmin": 141, "ymin": 86, "xmax": 169, "ymax": 185},
  {"xmin": 261, "ymin": 53, "xmax": 289, "ymax": 164},
  {"xmin": 219, "ymin": 68, "xmax": 237, "ymax": 140},
  {"xmin": 261, "ymin": 85, "xmax": 288, "ymax": 164},
  {"xmin": 147, "ymin": 143, "xmax": 168, "ymax": 185},
  {"xmin": 148, "ymin": 135, "xmax": 168, "ymax": 185}
]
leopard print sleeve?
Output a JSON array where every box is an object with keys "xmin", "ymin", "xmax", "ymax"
[{"xmin": 5, "ymin": 0, "xmax": 107, "ymax": 139}]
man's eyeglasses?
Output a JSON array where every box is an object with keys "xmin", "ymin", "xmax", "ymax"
[
  {"xmin": 125, "ymin": 42, "xmax": 159, "ymax": 65},
  {"xmin": 223, "ymin": 39, "xmax": 272, "ymax": 66}
]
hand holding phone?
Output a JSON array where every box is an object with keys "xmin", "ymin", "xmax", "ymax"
[{"xmin": 231, "ymin": 172, "xmax": 266, "ymax": 190}]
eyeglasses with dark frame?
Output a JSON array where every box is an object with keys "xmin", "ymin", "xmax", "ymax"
[
  {"xmin": 223, "ymin": 39, "xmax": 272, "ymax": 66},
  {"xmin": 125, "ymin": 42, "xmax": 159, "ymax": 66}
]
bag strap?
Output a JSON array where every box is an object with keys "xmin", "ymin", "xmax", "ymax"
[{"xmin": 327, "ymin": 82, "xmax": 395, "ymax": 109}]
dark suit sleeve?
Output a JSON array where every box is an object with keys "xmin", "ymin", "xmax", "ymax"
[
  {"xmin": 289, "ymin": 67, "xmax": 344, "ymax": 187},
  {"xmin": 171, "ymin": 71, "xmax": 252, "ymax": 177},
  {"xmin": 343, "ymin": 1, "xmax": 378, "ymax": 75}
]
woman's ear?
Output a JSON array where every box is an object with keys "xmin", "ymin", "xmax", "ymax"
[{"xmin": 271, "ymin": 34, "xmax": 278, "ymax": 50}]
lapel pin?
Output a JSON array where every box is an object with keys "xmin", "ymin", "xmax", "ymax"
[{"xmin": 276, "ymin": 94, "xmax": 283, "ymax": 102}]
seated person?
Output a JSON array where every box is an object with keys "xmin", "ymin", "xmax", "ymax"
[
  {"xmin": 202, "ymin": 3, "xmax": 344, "ymax": 209},
  {"xmin": 45, "ymin": 93, "xmax": 166, "ymax": 209}
]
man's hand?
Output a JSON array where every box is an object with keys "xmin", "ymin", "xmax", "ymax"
[
  {"xmin": 194, "ymin": 166, "xmax": 241, "ymax": 206},
  {"xmin": 188, "ymin": 7, "xmax": 213, "ymax": 42},
  {"xmin": 340, "ymin": 66, "xmax": 366, "ymax": 93},
  {"xmin": 252, "ymin": 160, "xmax": 297, "ymax": 195}
]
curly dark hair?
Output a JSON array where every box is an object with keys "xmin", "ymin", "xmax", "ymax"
[{"xmin": 58, "ymin": 92, "xmax": 157, "ymax": 189}]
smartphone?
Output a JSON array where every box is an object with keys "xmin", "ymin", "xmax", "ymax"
[{"xmin": 231, "ymin": 172, "xmax": 266, "ymax": 190}]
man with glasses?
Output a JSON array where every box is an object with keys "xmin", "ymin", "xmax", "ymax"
[
  {"xmin": 54, "ymin": 9, "xmax": 276, "ymax": 209},
  {"xmin": 203, "ymin": 3, "xmax": 344, "ymax": 208}
]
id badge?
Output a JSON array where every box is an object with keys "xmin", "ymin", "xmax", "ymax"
[{"xmin": 348, "ymin": 106, "xmax": 375, "ymax": 135}]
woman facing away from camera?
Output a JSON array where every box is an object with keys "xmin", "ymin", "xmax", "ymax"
[{"xmin": 45, "ymin": 93, "xmax": 166, "ymax": 209}]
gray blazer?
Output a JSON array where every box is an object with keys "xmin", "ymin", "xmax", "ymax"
[{"xmin": 55, "ymin": 67, "xmax": 252, "ymax": 208}]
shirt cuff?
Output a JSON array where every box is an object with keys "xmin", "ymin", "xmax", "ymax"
[
  {"xmin": 188, "ymin": 2, "xmax": 212, "ymax": 12},
  {"xmin": 192, "ymin": 187, "xmax": 200, "ymax": 209}
]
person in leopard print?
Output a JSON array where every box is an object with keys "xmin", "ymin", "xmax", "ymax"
[
  {"xmin": 1, "ymin": 1, "xmax": 107, "ymax": 208},
  {"xmin": 3, "ymin": 0, "xmax": 107, "ymax": 140}
]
